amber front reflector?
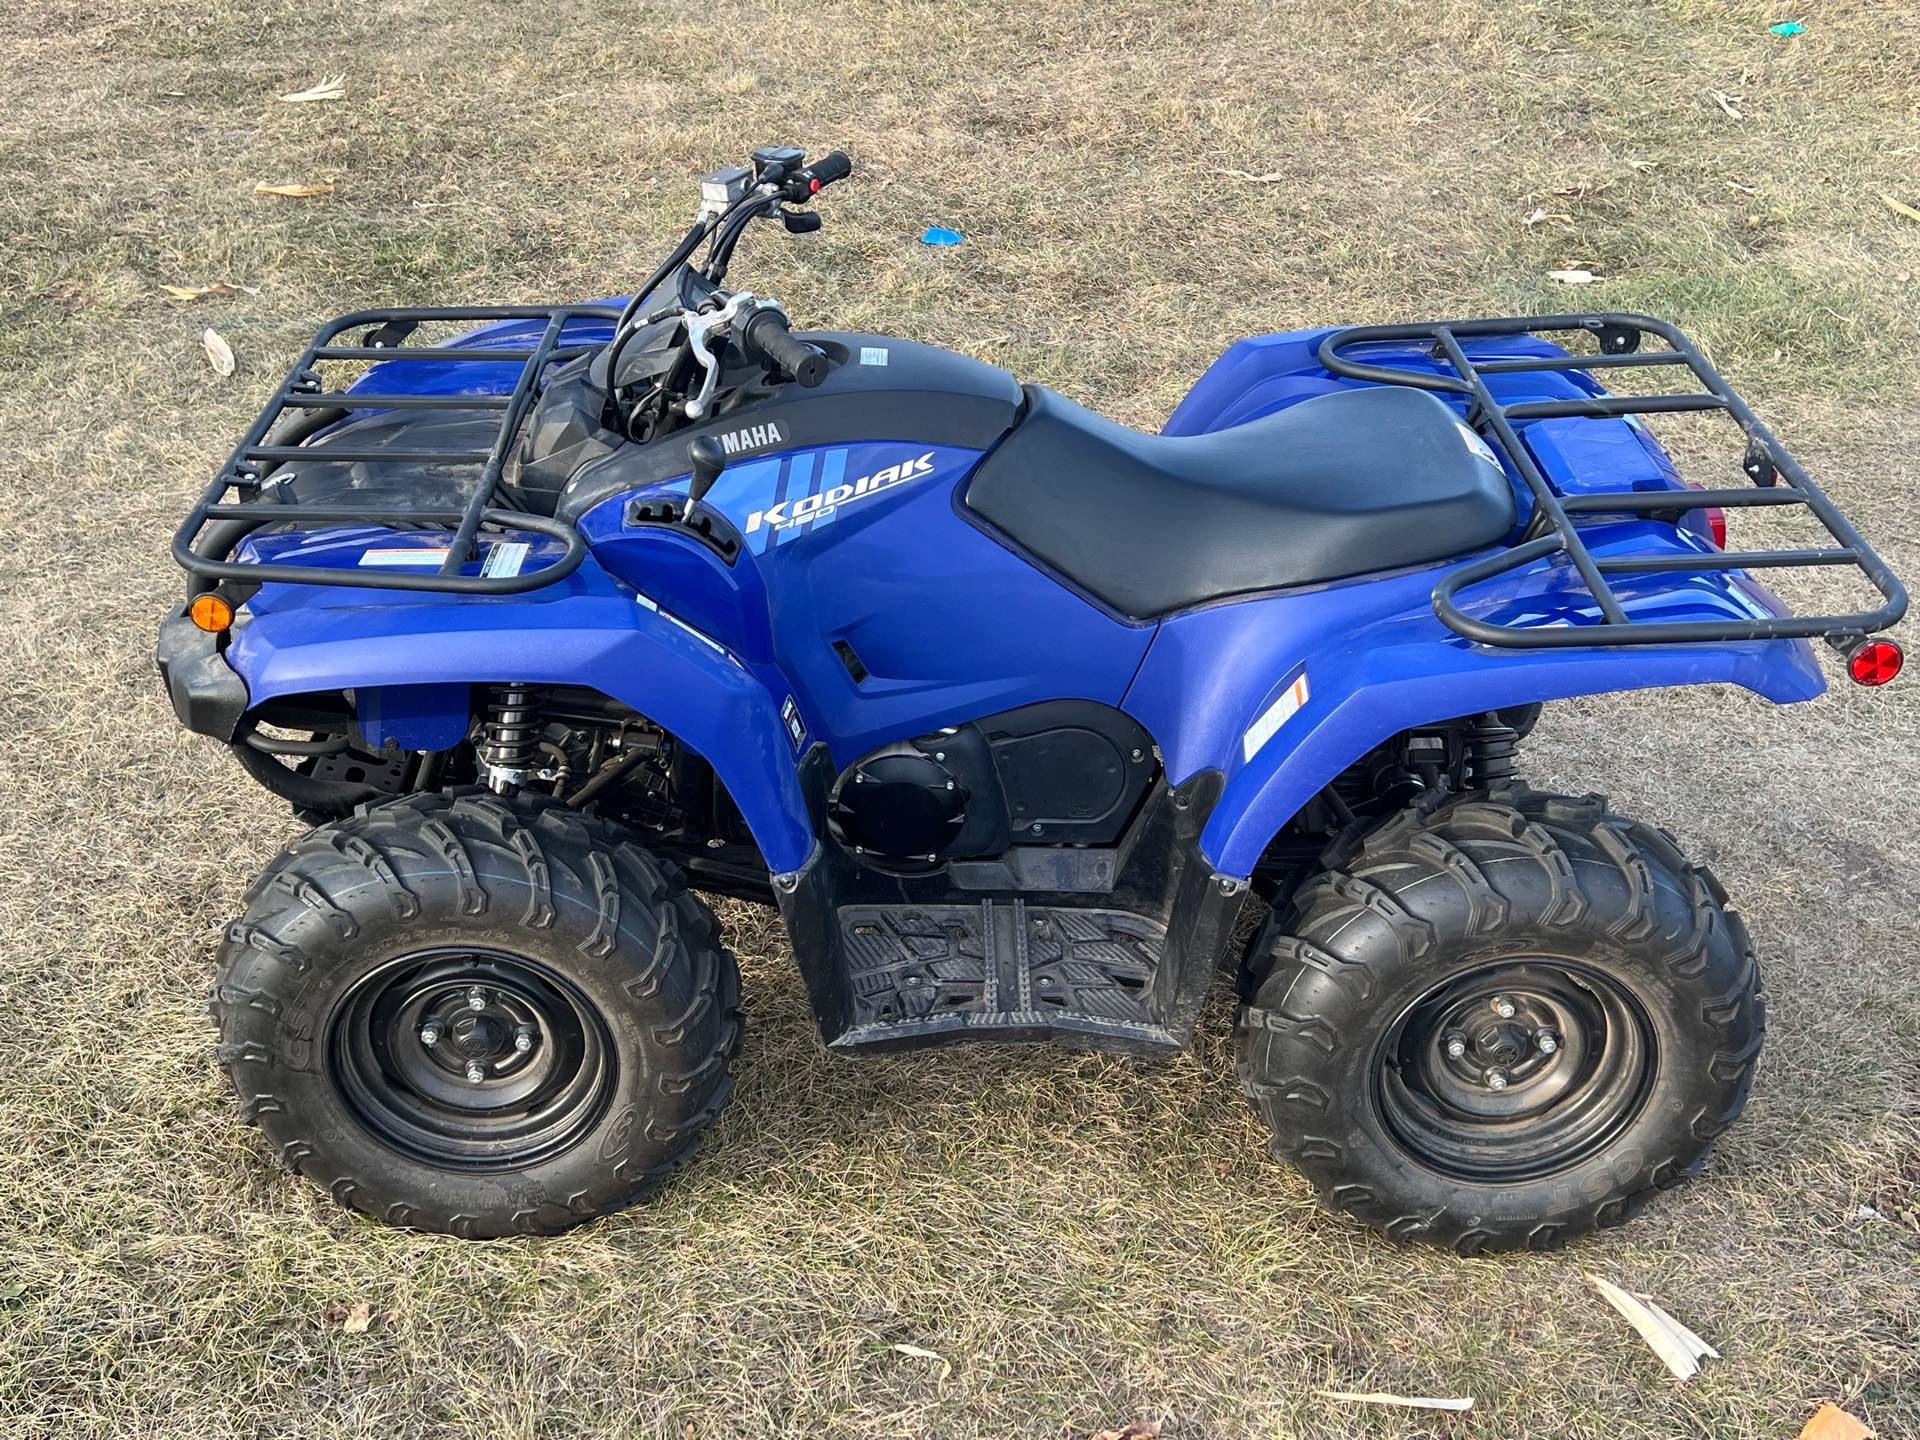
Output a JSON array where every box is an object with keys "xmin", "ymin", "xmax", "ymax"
[{"xmin": 189, "ymin": 593, "xmax": 234, "ymax": 633}]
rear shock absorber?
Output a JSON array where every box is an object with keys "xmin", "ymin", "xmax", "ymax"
[
  {"xmin": 1466, "ymin": 713, "xmax": 1520, "ymax": 790},
  {"xmin": 479, "ymin": 685, "xmax": 544, "ymax": 794}
]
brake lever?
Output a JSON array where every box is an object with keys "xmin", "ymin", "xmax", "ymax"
[{"xmin": 679, "ymin": 290, "xmax": 758, "ymax": 421}]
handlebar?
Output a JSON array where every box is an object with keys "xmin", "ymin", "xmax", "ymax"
[
  {"xmin": 786, "ymin": 149, "xmax": 852, "ymax": 199},
  {"xmin": 738, "ymin": 307, "xmax": 827, "ymax": 387}
]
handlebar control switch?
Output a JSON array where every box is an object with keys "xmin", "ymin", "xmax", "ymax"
[{"xmin": 751, "ymin": 145, "xmax": 805, "ymax": 181}]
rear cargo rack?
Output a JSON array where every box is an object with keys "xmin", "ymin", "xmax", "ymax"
[
  {"xmin": 173, "ymin": 303, "xmax": 622, "ymax": 595},
  {"xmin": 1319, "ymin": 313, "xmax": 1906, "ymax": 648}
]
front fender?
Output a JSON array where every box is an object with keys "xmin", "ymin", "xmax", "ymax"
[
  {"xmin": 1125, "ymin": 536, "xmax": 1825, "ymax": 881},
  {"xmin": 225, "ymin": 556, "xmax": 815, "ymax": 874}
]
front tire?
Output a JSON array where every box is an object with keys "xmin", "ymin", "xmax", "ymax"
[
  {"xmin": 1237, "ymin": 788, "xmax": 1762, "ymax": 1253},
  {"xmin": 210, "ymin": 791, "xmax": 741, "ymax": 1238}
]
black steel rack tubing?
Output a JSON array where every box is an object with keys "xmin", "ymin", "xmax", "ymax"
[
  {"xmin": 173, "ymin": 304, "xmax": 622, "ymax": 597},
  {"xmin": 1318, "ymin": 312, "xmax": 1907, "ymax": 648}
]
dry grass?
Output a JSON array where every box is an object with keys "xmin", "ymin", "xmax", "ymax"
[{"xmin": 2, "ymin": 0, "xmax": 1919, "ymax": 1436}]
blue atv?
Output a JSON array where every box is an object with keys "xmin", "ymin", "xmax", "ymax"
[{"xmin": 162, "ymin": 147, "xmax": 1906, "ymax": 1250}]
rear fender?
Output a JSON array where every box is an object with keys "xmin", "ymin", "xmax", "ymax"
[
  {"xmin": 225, "ymin": 553, "xmax": 815, "ymax": 873},
  {"xmin": 1123, "ymin": 537, "xmax": 1825, "ymax": 880}
]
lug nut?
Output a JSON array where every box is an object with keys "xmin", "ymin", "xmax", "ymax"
[
  {"xmin": 419, "ymin": 1023, "xmax": 440, "ymax": 1047},
  {"xmin": 466, "ymin": 987, "xmax": 488, "ymax": 1012},
  {"xmin": 513, "ymin": 1027, "xmax": 535, "ymax": 1053},
  {"xmin": 1536, "ymin": 1030, "xmax": 1560, "ymax": 1055},
  {"xmin": 465, "ymin": 1061, "xmax": 487, "ymax": 1083},
  {"xmin": 1490, "ymin": 995, "xmax": 1517, "ymax": 1019},
  {"xmin": 1443, "ymin": 1032, "xmax": 1468, "ymax": 1059},
  {"xmin": 1484, "ymin": 1067, "xmax": 1510, "ymax": 1091}
]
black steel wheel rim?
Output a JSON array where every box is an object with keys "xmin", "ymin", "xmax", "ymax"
[
  {"xmin": 1372, "ymin": 958, "xmax": 1656, "ymax": 1182},
  {"xmin": 330, "ymin": 947, "xmax": 616, "ymax": 1171}
]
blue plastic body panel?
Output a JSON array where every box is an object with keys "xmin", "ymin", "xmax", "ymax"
[
  {"xmin": 226, "ymin": 540, "xmax": 818, "ymax": 872},
  {"xmin": 224, "ymin": 317, "xmax": 1824, "ymax": 879}
]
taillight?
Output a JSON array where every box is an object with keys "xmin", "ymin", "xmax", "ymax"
[
  {"xmin": 1845, "ymin": 637, "xmax": 1903, "ymax": 687},
  {"xmin": 1679, "ymin": 480, "xmax": 1727, "ymax": 548}
]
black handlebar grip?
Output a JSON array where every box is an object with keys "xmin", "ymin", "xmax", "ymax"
[
  {"xmin": 741, "ymin": 308, "xmax": 828, "ymax": 387},
  {"xmin": 785, "ymin": 150, "xmax": 853, "ymax": 201},
  {"xmin": 807, "ymin": 150, "xmax": 853, "ymax": 187}
]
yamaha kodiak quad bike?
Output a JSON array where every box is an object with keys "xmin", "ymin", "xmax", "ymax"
[{"xmin": 161, "ymin": 147, "xmax": 1908, "ymax": 1250}]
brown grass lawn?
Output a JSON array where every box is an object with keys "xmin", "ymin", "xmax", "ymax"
[{"xmin": 2, "ymin": 0, "xmax": 1918, "ymax": 1435}]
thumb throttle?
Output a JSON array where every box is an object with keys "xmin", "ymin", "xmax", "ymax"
[{"xmin": 739, "ymin": 308, "xmax": 828, "ymax": 388}]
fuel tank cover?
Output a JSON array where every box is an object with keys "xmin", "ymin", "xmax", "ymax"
[{"xmin": 556, "ymin": 332, "xmax": 1024, "ymax": 524}]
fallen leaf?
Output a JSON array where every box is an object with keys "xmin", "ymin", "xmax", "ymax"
[
  {"xmin": 1880, "ymin": 194, "xmax": 1920, "ymax": 225},
  {"xmin": 280, "ymin": 74, "xmax": 346, "ymax": 103},
  {"xmin": 202, "ymin": 328, "xmax": 236, "ymax": 376},
  {"xmin": 1090, "ymin": 1423, "xmax": 1160, "ymax": 1440},
  {"xmin": 341, "ymin": 1302, "xmax": 373, "ymax": 1334},
  {"xmin": 1586, "ymin": 1274, "xmax": 1718, "ymax": 1381},
  {"xmin": 254, "ymin": 180, "xmax": 334, "ymax": 198},
  {"xmin": 1523, "ymin": 207, "xmax": 1573, "ymax": 228},
  {"xmin": 1799, "ymin": 1402, "xmax": 1876, "ymax": 1440},
  {"xmin": 161, "ymin": 280, "xmax": 259, "ymax": 301},
  {"xmin": 889, "ymin": 1343, "xmax": 951, "ymax": 1381},
  {"xmin": 1709, "ymin": 89, "xmax": 1745, "ymax": 120},
  {"xmin": 1548, "ymin": 268, "xmax": 1598, "ymax": 284},
  {"xmin": 1317, "ymin": 1390, "xmax": 1475, "ymax": 1413},
  {"xmin": 1216, "ymin": 167, "xmax": 1286, "ymax": 184}
]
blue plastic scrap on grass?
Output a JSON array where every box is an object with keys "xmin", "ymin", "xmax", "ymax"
[
  {"xmin": 919, "ymin": 226, "xmax": 964, "ymax": 246},
  {"xmin": 1769, "ymin": 20, "xmax": 1804, "ymax": 35}
]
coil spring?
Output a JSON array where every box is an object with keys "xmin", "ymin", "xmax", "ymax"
[
  {"xmin": 479, "ymin": 685, "xmax": 543, "ymax": 792},
  {"xmin": 1466, "ymin": 714, "xmax": 1519, "ymax": 789}
]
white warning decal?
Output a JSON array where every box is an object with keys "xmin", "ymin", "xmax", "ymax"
[
  {"xmin": 1455, "ymin": 420, "xmax": 1502, "ymax": 468},
  {"xmin": 1241, "ymin": 671, "xmax": 1310, "ymax": 763},
  {"xmin": 358, "ymin": 547, "xmax": 450, "ymax": 568},
  {"xmin": 481, "ymin": 541, "xmax": 530, "ymax": 578}
]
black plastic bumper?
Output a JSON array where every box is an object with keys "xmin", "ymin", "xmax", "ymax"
[{"xmin": 155, "ymin": 604, "xmax": 249, "ymax": 740}]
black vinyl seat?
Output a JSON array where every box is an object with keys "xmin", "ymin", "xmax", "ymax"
[{"xmin": 964, "ymin": 385, "xmax": 1518, "ymax": 618}]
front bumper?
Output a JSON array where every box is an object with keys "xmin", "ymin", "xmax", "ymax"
[{"xmin": 155, "ymin": 604, "xmax": 249, "ymax": 740}]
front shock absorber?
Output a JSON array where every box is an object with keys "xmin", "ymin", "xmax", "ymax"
[
  {"xmin": 478, "ymin": 685, "xmax": 544, "ymax": 794},
  {"xmin": 1466, "ymin": 713, "xmax": 1520, "ymax": 789}
]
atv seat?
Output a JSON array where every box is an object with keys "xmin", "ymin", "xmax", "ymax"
[{"xmin": 964, "ymin": 385, "xmax": 1517, "ymax": 617}]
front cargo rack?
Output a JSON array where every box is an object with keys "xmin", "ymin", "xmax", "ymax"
[
  {"xmin": 173, "ymin": 303, "xmax": 623, "ymax": 595},
  {"xmin": 1319, "ymin": 313, "xmax": 1907, "ymax": 648}
]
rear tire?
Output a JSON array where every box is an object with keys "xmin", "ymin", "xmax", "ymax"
[
  {"xmin": 1237, "ymin": 788, "xmax": 1763, "ymax": 1253},
  {"xmin": 210, "ymin": 790, "xmax": 741, "ymax": 1238}
]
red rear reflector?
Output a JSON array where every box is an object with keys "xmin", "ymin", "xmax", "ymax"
[
  {"xmin": 809, "ymin": 178, "xmax": 821, "ymax": 194},
  {"xmin": 1706, "ymin": 507, "xmax": 1727, "ymax": 549},
  {"xmin": 1846, "ymin": 638, "xmax": 1903, "ymax": 686}
]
